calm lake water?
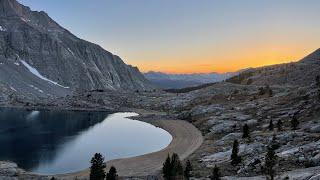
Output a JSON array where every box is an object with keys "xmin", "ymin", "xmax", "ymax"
[{"xmin": 0, "ymin": 108, "xmax": 172, "ymax": 175}]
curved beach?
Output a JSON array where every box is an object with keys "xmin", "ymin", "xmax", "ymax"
[{"xmin": 58, "ymin": 118, "xmax": 203, "ymax": 179}]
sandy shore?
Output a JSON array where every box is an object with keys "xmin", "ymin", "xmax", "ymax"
[{"xmin": 58, "ymin": 112, "xmax": 203, "ymax": 179}]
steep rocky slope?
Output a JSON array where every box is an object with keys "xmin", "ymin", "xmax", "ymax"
[{"xmin": 0, "ymin": 0, "xmax": 153, "ymax": 100}]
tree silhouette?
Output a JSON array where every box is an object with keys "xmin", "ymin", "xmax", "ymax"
[
  {"xmin": 291, "ymin": 116, "xmax": 299, "ymax": 130},
  {"xmin": 210, "ymin": 165, "xmax": 221, "ymax": 180},
  {"xmin": 90, "ymin": 153, "xmax": 106, "ymax": 180},
  {"xmin": 162, "ymin": 153, "xmax": 183, "ymax": 180},
  {"xmin": 269, "ymin": 119, "xmax": 274, "ymax": 131},
  {"xmin": 242, "ymin": 124, "xmax": 250, "ymax": 138},
  {"xmin": 270, "ymin": 134, "xmax": 280, "ymax": 150},
  {"xmin": 277, "ymin": 120, "xmax": 283, "ymax": 131},
  {"xmin": 265, "ymin": 146, "xmax": 277, "ymax": 180},
  {"xmin": 231, "ymin": 140, "xmax": 241, "ymax": 165},
  {"xmin": 184, "ymin": 160, "xmax": 193, "ymax": 179},
  {"xmin": 163, "ymin": 155, "xmax": 172, "ymax": 180},
  {"xmin": 171, "ymin": 153, "xmax": 183, "ymax": 177},
  {"xmin": 106, "ymin": 166, "xmax": 118, "ymax": 180}
]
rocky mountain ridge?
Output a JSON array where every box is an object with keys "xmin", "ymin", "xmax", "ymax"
[{"xmin": 0, "ymin": 0, "xmax": 153, "ymax": 100}]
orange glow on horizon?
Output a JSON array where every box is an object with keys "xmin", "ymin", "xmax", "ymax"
[{"xmin": 133, "ymin": 46, "xmax": 314, "ymax": 74}]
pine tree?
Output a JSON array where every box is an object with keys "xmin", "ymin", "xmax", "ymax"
[
  {"xmin": 265, "ymin": 146, "xmax": 277, "ymax": 180},
  {"xmin": 171, "ymin": 153, "xmax": 183, "ymax": 177},
  {"xmin": 163, "ymin": 155, "xmax": 172, "ymax": 180},
  {"xmin": 89, "ymin": 153, "xmax": 106, "ymax": 180},
  {"xmin": 270, "ymin": 134, "xmax": 280, "ymax": 150},
  {"xmin": 210, "ymin": 165, "xmax": 221, "ymax": 180},
  {"xmin": 242, "ymin": 124, "xmax": 250, "ymax": 138},
  {"xmin": 277, "ymin": 120, "xmax": 283, "ymax": 131},
  {"xmin": 291, "ymin": 116, "xmax": 299, "ymax": 130},
  {"xmin": 269, "ymin": 119, "xmax": 274, "ymax": 131},
  {"xmin": 50, "ymin": 177, "xmax": 56, "ymax": 180},
  {"xmin": 106, "ymin": 166, "xmax": 118, "ymax": 180},
  {"xmin": 231, "ymin": 140, "xmax": 241, "ymax": 165},
  {"xmin": 268, "ymin": 88, "xmax": 273, "ymax": 97},
  {"xmin": 266, "ymin": 85, "xmax": 273, "ymax": 97},
  {"xmin": 162, "ymin": 153, "xmax": 184, "ymax": 180},
  {"xmin": 184, "ymin": 160, "xmax": 193, "ymax": 180}
]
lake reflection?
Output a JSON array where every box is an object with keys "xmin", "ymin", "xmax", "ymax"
[{"xmin": 0, "ymin": 108, "xmax": 172, "ymax": 174}]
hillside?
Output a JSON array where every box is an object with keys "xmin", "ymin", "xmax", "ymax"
[{"xmin": 227, "ymin": 49, "xmax": 320, "ymax": 86}]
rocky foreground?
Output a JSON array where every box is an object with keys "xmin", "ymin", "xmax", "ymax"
[
  {"xmin": 125, "ymin": 81, "xmax": 320, "ymax": 179},
  {"xmin": 2, "ymin": 80, "xmax": 319, "ymax": 180}
]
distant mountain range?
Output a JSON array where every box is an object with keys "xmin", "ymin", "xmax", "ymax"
[{"xmin": 144, "ymin": 71, "xmax": 238, "ymax": 89}]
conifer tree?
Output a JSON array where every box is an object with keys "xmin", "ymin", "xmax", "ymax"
[
  {"xmin": 90, "ymin": 153, "xmax": 106, "ymax": 180},
  {"xmin": 269, "ymin": 119, "xmax": 274, "ymax": 131},
  {"xmin": 277, "ymin": 120, "xmax": 283, "ymax": 131},
  {"xmin": 265, "ymin": 146, "xmax": 277, "ymax": 180},
  {"xmin": 291, "ymin": 116, "xmax": 299, "ymax": 130},
  {"xmin": 171, "ymin": 153, "xmax": 183, "ymax": 177},
  {"xmin": 270, "ymin": 134, "xmax": 280, "ymax": 150},
  {"xmin": 162, "ymin": 153, "xmax": 183, "ymax": 180},
  {"xmin": 231, "ymin": 140, "xmax": 241, "ymax": 165},
  {"xmin": 163, "ymin": 155, "xmax": 172, "ymax": 180},
  {"xmin": 210, "ymin": 165, "xmax": 221, "ymax": 180},
  {"xmin": 106, "ymin": 166, "xmax": 118, "ymax": 180},
  {"xmin": 184, "ymin": 160, "xmax": 193, "ymax": 180},
  {"xmin": 242, "ymin": 124, "xmax": 250, "ymax": 138}
]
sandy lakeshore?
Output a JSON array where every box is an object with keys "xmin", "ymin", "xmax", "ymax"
[{"xmin": 58, "ymin": 116, "xmax": 203, "ymax": 179}]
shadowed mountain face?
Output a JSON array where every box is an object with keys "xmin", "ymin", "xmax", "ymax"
[
  {"xmin": 0, "ymin": 0, "xmax": 153, "ymax": 99},
  {"xmin": 227, "ymin": 48, "xmax": 320, "ymax": 86}
]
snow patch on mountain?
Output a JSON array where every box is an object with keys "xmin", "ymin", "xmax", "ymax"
[
  {"xmin": 29, "ymin": 85, "xmax": 44, "ymax": 93},
  {"xmin": 67, "ymin": 48, "xmax": 75, "ymax": 56},
  {"xmin": 0, "ymin": 26, "xmax": 6, "ymax": 31},
  {"xmin": 20, "ymin": 60, "xmax": 69, "ymax": 89}
]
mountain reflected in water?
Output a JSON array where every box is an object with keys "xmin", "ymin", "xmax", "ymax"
[
  {"xmin": 0, "ymin": 108, "xmax": 172, "ymax": 174},
  {"xmin": 0, "ymin": 108, "xmax": 108, "ymax": 171}
]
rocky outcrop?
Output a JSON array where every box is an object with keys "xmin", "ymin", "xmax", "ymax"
[{"xmin": 0, "ymin": 0, "xmax": 154, "ymax": 99}]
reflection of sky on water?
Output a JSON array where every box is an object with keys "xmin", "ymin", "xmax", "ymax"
[{"xmin": 0, "ymin": 109, "xmax": 172, "ymax": 175}]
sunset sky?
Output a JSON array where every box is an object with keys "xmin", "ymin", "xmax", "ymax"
[{"xmin": 19, "ymin": 0, "xmax": 320, "ymax": 74}]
